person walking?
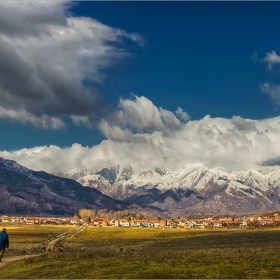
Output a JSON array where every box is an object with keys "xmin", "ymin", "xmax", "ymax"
[{"xmin": 0, "ymin": 228, "xmax": 9, "ymax": 262}]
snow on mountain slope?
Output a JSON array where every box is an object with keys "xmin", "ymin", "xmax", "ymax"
[
  {"xmin": 59, "ymin": 164, "xmax": 278, "ymax": 191},
  {"xmin": 54, "ymin": 163, "xmax": 280, "ymax": 215}
]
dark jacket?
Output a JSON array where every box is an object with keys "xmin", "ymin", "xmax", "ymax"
[{"xmin": 0, "ymin": 230, "xmax": 9, "ymax": 249}]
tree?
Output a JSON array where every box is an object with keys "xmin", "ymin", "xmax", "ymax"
[{"xmin": 79, "ymin": 209, "xmax": 95, "ymax": 222}]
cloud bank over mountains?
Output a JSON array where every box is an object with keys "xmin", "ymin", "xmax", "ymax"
[{"xmin": 2, "ymin": 114, "xmax": 280, "ymax": 173}]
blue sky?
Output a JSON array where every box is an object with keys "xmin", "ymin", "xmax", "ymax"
[
  {"xmin": 1, "ymin": 1, "xmax": 280, "ymax": 155},
  {"xmin": 71, "ymin": 1, "xmax": 280, "ymax": 118}
]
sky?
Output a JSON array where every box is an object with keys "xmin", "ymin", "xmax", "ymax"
[{"xmin": 1, "ymin": 1, "xmax": 280, "ymax": 173}]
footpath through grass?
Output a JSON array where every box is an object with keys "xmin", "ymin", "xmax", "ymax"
[
  {"xmin": 2, "ymin": 224, "xmax": 74, "ymax": 255},
  {"xmin": 1, "ymin": 226, "xmax": 280, "ymax": 278}
]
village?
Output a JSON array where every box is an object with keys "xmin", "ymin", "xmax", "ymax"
[{"xmin": 1, "ymin": 212, "xmax": 280, "ymax": 229}]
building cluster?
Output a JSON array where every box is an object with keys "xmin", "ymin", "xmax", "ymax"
[
  {"xmin": 0, "ymin": 216, "xmax": 83, "ymax": 225},
  {"xmin": 1, "ymin": 213, "xmax": 280, "ymax": 229}
]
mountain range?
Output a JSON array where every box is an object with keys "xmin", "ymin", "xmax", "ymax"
[
  {"xmin": 57, "ymin": 163, "xmax": 280, "ymax": 217},
  {"xmin": 1, "ymin": 155, "xmax": 280, "ymax": 217}
]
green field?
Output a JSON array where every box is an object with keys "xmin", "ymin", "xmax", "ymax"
[
  {"xmin": 1, "ymin": 225, "xmax": 280, "ymax": 278},
  {"xmin": 2, "ymin": 224, "xmax": 74, "ymax": 253}
]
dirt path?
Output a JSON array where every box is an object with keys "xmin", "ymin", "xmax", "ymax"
[
  {"xmin": 0, "ymin": 254, "xmax": 39, "ymax": 268},
  {"xmin": 0, "ymin": 225, "xmax": 85, "ymax": 268},
  {"xmin": 42, "ymin": 225, "xmax": 85, "ymax": 251}
]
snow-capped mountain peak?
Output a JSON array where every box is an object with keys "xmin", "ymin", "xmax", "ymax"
[{"xmin": 54, "ymin": 162, "xmax": 280, "ymax": 216}]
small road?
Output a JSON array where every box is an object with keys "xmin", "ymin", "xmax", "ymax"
[
  {"xmin": 0, "ymin": 225, "xmax": 85, "ymax": 268},
  {"xmin": 41, "ymin": 224, "xmax": 85, "ymax": 251},
  {"xmin": 0, "ymin": 254, "xmax": 39, "ymax": 268}
]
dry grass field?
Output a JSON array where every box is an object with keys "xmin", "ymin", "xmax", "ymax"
[
  {"xmin": 1, "ymin": 224, "xmax": 74, "ymax": 254},
  {"xmin": 1, "ymin": 225, "xmax": 280, "ymax": 278}
]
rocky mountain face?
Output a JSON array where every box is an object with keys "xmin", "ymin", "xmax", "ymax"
[
  {"xmin": 2, "ymin": 155, "xmax": 280, "ymax": 217},
  {"xmin": 61, "ymin": 163, "xmax": 280, "ymax": 217},
  {"xmin": 0, "ymin": 157, "xmax": 128, "ymax": 216}
]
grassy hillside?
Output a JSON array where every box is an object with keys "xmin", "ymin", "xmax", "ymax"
[{"xmin": 1, "ymin": 226, "xmax": 280, "ymax": 278}]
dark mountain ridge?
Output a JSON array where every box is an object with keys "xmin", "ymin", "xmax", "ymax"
[{"xmin": 0, "ymin": 157, "xmax": 128, "ymax": 216}]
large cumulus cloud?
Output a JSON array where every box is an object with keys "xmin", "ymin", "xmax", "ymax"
[
  {"xmin": 0, "ymin": 1, "xmax": 143, "ymax": 128},
  {"xmin": 98, "ymin": 95, "xmax": 189, "ymax": 141}
]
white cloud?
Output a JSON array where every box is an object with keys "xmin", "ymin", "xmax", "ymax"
[
  {"xmin": 0, "ymin": 106, "xmax": 65, "ymax": 129},
  {"xmin": 119, "ymin": 95, "xmax": 164, "ymax": 132},
  {"xmin": 263, "ymin": 50, "xmax": 280, "ymax": 69},
  {"xmin": 98, "ymin": 120, "xmax": 132, "ymax": 142},
  {"xmin": 0, "ymin": 1, "xmax": 143, "ymax": 129},
  {"xmin": 116, "ymin": 30, "xmax": 145, "ymax": 47},
  {"xmin": 116, "ymin": 95, "xmax": 186, "ymax": 135},
  {"xmin": 71, "ymin": 115, "xmax": 91, "ymax": 128},
  {"xmin": 260, "ymin": 83, "xmax": 280, "ymax": 107},
  {"xmin": 231, "ymin": 116, "xmax": 257, "ymax": 132},
  {"xmin": 175, "ymin": 107, "xmax": 190, "ymax": 122},
  {"xmin": 98, "ymin": 95, "xmax": 189, "ymax": 140},
  {"xmin": 159, "ymin": 108, "xmax": 182, "ymax": 130},
  {"xmin": 2, "ymin": 115, "xmax": 280, "ymax": 173}
]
